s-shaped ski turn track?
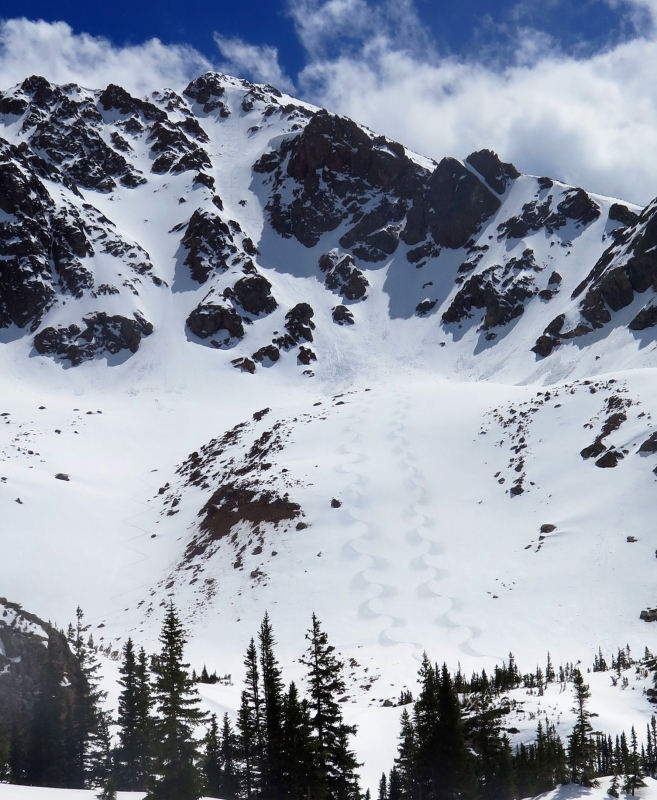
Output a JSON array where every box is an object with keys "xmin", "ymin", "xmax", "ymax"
[
  {"xmin": 333, "ymin": 389, "xmax": 487, "ymax": 662},
  {"xmin": 389, "ymin": 391, "xmax": 485, "ymax": 660}
]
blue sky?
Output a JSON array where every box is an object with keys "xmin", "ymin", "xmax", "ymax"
[{"xmin": 6, "ymin": 0, "xmax": 648, "ymax": 79}]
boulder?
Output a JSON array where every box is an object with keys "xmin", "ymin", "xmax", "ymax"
[{"xmin": 186, "ymin": 303, "xmax": 244, "ymax": 340}]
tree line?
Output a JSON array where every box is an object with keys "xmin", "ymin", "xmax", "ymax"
[
  {"xmin": 0, "ymin": 604, "xmax": 361, "ymax": 800},
  {"xmin": 380, "ymin": 648, "xmax": 657, "ymax": 800},
  {"xmin": 2, "ymin": 608, "xmax": 657, "ymax": 800}
]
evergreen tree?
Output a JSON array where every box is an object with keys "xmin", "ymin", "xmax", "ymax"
[
  {"xmin": 567, "ymin": 669, "xmax": 598, "ymax": 787},
  {"xmin": 394, "ymin": 708, "xmax": 417, "ymax": 800},
  {"xmin": 220, "ymin": 713, "xmax": 240, "ymax": 800},
  {"xmin": 623, "ymin": 727, "xmax": 646, "ymax": 796},
  {"xmin": 204, "ymin": 714, "xmax": 222, "ymax": 799},
  {"xmin": 300, "ymin": 613, "xmax": 360, "ymax": 800},
  {"xmin": 378, "ymin": 772, "xmax": 388, "ymax": 800},
  {"xmin": 607, "ymin": 772, "xmax": 620, "ymax": 798},
  {"xmin": 148, "ymin": 603, "xmax": 206, "ymax": 800},
  {"xmin": 546, "ymin": 653, "xmax": 556, "ymax": 684},
  {"xmin": 280, "ymin": 681, "xmax": 322, "ymax": 800},
  {"xmin": 116, "ymin": 640, "xmax": 154, "ymax": 790},
  {"xmin": 86, "ymin": 710, "xmax": 113, "ymax": 788},
  {"xmin": 238, "ymin": 690, "xmax": 259, "ymax": 800},
  {"xmin": 259, "ymin": 613, "xmax": 285, "ymax": 800},
  {"xmin": 67, "ymin": 608, "xmax": 107, "ymax": 788},
  {"xmin": 96, "ymin": 774, "xmax": 118, "ymax": 800},
  {"xmin": 470, "ymin": 690, "xmax": 514, "ymax": 800},
  {"xmin": 239, "ymin": 637, "xmax": 264, "ymax": 797},
  {"xmin": 26, "ymin": 634, "xmax": 67, "ymax": 787},
  {"xmin": 388, "ymin": 767, "xmax": 402, "ymax": 800}
]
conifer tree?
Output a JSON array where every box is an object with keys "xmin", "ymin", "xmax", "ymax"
[
  {"xmin": 66, "ymin": 608, "xmax": 107, "ymax": 788},
  {"xmin": 238, "ymin": 690, "xmax": 258, "ymax": 800},
  {"xmin": 26, "ymin": 634, "xmax": 67, "ymax": 788},
  {"xmin": 280, "ymin": 681, "xmax": 321, "ymax": 800},
  {"xmin": 148, "ymin": 603, "xmax": 206, "ymax": 800},
  {"xmin": 116, "ymin": 640, "xmax": 154, "ymax": 790},
  {"xmin": 86, "ymin": 710, "xmax": 113, "ymax": 787},
  {"xmin": 607, "ymin": 772, "xmax": 620, "ymax": 798},
  {"xmin": 204, "ymin": 714, "xmax": 222, "ymax": 798},
  {"xmin": 567, "ymin": 669, "xmax": 598, "ymax": 787},
  {"xmin": 623, "ymin": 727, "xmax": 646, "ymax": 796},
  {"xmin": 300, "ymin": 613, "xmax": 360, "ymax": 800},
  {"xmin": 96, "ymin": 774, "xmax": 118, "ymax": 800},
  {"xmin": 378, "ymin": 772, "xmax": 388, "ymax": 800},
  {"xmin": 259, "ymin": 612, "xmax": 285, "ymax": 800},
  {"xmin": 394, "ymin": 708, "xmax": 417, "ymax": 800},
  {"xmin": 220, "ymin": 713, "xmax": 240, "ymax": 800},
  {"xmin": 388, "ymin": 767, "xmax": 402, "ymax": 800}
]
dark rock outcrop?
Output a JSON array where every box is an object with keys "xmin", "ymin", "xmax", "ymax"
[
  {"xmin": 639, "ymin": 432, "xmax": 657, "ymax": 453},
  {"xmin": 182, "ymin": 210, "xmax": 236, "ymax": 283},
  {"xmin": 34, "ymin": 312, "xmax": 153, "ymax": 365},
  {"xmin": 255, "ymin": 109, "xmax": 500, "ymax": 257},
  {"xmin": 537, "ymin": 198, "xmax": 657, "ymax": 352},
  {"xmin": 442, "ymin": 249, "xmax": 539, "ymax": 329},
  {"xmin": 228, "ymin": 275, "xmax": 277, "ymax": 316},
  {"xmin": 318, "ymin": 252, "xmax": 368, "ymax": 301},
  {"xmin": 608, "ymin": 203, "xmax": 639, "ymax": 228},
  {"xmin": 186, "ymin": 303, "xmax": 245, "ymax": 340},
  {"xmin": 0, "ymin": 597, "xmax": 81, "ymax": 738},
  {"xmin": 285, "ymin": 303, "xmax": 315, "ymax": 343},
  {"xmin": 253, "ymin": 344, "xmax": 280, "ymax": 363},
  {"xmin": 595, "ymin": 450, "xmax": 623, "ymax": 468},
  {"xmin": 465, "ymin": 150, "xmax": 519, "ymax": 194},
  {"xmin": 629, "ymin": 305, "xmax": 657, "ymax": 330},
  {"xmin": 332, "ymin": 305, "xmax": 355, "ymax": 325}
]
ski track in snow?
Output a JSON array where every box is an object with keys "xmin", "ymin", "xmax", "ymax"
[{"xmin": 391, "ymin": 391, "xmax": 485, "ymax": 659}]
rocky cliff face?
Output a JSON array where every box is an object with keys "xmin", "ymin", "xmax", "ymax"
[{"xmin": 0, "ymin": 70, "xmax": 655, "ymax": 377}]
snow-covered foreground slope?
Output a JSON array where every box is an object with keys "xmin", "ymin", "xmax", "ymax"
[{"xmin": 3, "ymin": 71, "xmax": 657, "ymax": 790}]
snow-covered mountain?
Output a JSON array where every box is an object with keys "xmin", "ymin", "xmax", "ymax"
[{"xmin": 3, "ymin": 70, "xmax": 657, "ymax": 788}]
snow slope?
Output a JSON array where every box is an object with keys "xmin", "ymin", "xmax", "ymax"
[{"xmin": 2, "ymin": 72, "xmax": 657, "ymax": 791}]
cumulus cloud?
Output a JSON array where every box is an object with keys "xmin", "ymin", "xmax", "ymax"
[
  {"xmin": 3, "ymin": 8, "xmax": 657, "ymax": 205},
  {"xmin": 0, "ymin": 17, "xmax": 211, "ymax": 96},
  {"xmin": 214, "ymin": 34, "xmax": 295, "ymax": 93},
  {"xmin": 291, "ymin": 0, "xmax": 657, "ymax": 206}
]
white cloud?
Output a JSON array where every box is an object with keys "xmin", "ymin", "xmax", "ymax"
[
  {"xmin": 214, "ymin": 34, "xmax": 295, "ymax": 93},
  {"xmin": 292, "ymin": 1, "xmax": 657, "ymax": 206},
  {"xmin": 0, "ymin": 17, "xmax": 211, "ymax": 96},
  {"xmin": 3, "ymin": 10, "xmax": 657, "ymax": 205}
]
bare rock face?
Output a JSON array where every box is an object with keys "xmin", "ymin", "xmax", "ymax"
[
  {"xmin": 255, "ymin": 109, "xmax": 500, "ymax": 260},
  {"xmin": 319, "ymin": 251, "xmax": 368, "ymax": 301},
  {"xmin": 403, "ymin": 156, "xmax": 501, "ymax": 250},
  {"xmin": 285, "ymin": 303, "xmax": 315, "ymax": 343},
  {"xmin": 253, "ymin": 344, "xmax": 280, "ymax": 363},
  {"xmin": 183, "ymin": 73, "xmax": 230, "ymax": 117},
  {"xmin": 536, "ymin": 198, "xmax": 657, "ymax": 354},
  {"xmin": 465, "ymin": 150, "xmax": 519, "ymax": 194},
  {"xmin": 332, "ymin": 305, "xmax": 355, "ymax": 325},
  {"xmin": 0, "ymin": 597, "xmax": 81, "ymax": 737},
  {"xmin": 186, "ymin": 303, "xmax": 245, "ymax": 340},
  {"xmin": 609, "ymin": 203, "xmax": 640, "ymax": 228},
  {"xmin": 34, "ymin": 312, "xmax": 153, "ymax": 365},
  {"xmin": 12, "ymin": 76, "xmax": 147, "ymax": 191},
  {"xmin": 228, "ymin": 275, "xmax": 277, "ymax": 316},
  {"xmin": 182, "ymin": 210, "xmax": 236, "ymax": 283},
  {"xmin": 639, "ymin": 432, "xmax": 657, "ymax": 453},
  {"xmin": 442, "ymin": 249, "xmax": 540, "ymax": 329}
]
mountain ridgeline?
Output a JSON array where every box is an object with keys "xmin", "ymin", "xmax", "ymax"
[{"xmin": 0, "ymin": 71, "xmax": 654, "ymax": 377}]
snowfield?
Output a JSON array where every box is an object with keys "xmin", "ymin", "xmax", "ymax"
[{"xmin": 1, "ymin": 71, "xmax": 657, "ymax": 793}]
